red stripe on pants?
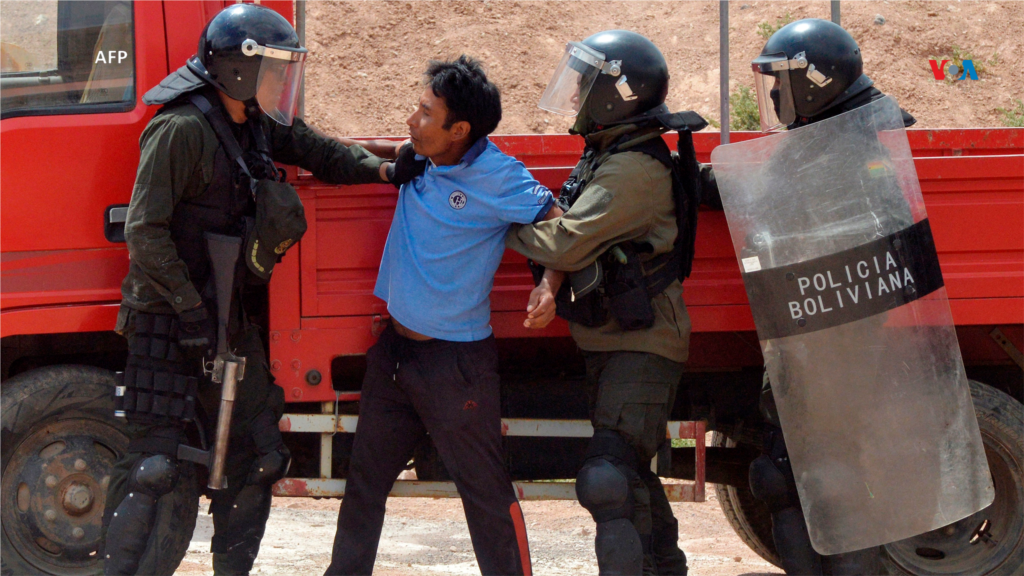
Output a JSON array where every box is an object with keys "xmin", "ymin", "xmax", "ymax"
[{"xmin": 509, "ymin": 501, "xmax": 532, "ymax": 576}]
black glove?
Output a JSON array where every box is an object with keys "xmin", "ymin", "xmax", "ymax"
[
  {"xmin": 385, "ymin": 142, "xmax": 427, "ymax": 187},
  {"xmin": 177, "ymin": 305, "xmax": 216, "ymax": 351}
]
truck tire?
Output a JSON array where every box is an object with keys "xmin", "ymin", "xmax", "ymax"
[
  {"xmin": 881, "ymin": 380, "xmax": 1024, "ymax": 575},
  {"xmin": 711, "ymin": 431, "xmax": 781, "ymax": 568},
  {"xmin": 716, "ymin": 381, "xmax": 1024, "ymax": 575},
  {"xmin": 1, "ymin": 365, "xmax": 199, "ymax": 576}
]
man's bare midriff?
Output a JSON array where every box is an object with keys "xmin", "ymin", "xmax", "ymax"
[{"xmin": 392, "ymin": 319, "xmax": 434, "ymax": 341}]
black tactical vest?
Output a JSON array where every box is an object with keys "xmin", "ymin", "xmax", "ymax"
[
  {"xmin": 163, "ymin": 92, "xmax": 277, "ymax": 304},
  {"xmin": 548, "ymin": 129, "xmax": 702, "ymax": 330},
  {"xmin": 168, "ymin": 123, "xmax": 253, "ymax": 295}
]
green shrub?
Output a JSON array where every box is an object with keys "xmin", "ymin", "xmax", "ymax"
[
  {"xmin": 998, "ymin": 99, "xmax": 1024, "ymax": 128},
  {"xmin": 951, "ymin": 45, "xmax": 986, "ymax": 75},
  {"xmin": 730, "ymin": 85, "xmax": 760, "ymax": 131},
  {"xmin": 757, "ymin": 11, "xmax": 793, "ymax": 40}
]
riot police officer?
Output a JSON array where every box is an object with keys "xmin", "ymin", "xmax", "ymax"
[
  {"xmin": 750, "ymin": 18, "xmax": 916, "ymax": 131},
  {"xmin": 506, "ymin": 30, "xmax": 709, "ymax": 575},
  {"xmin": 741, "ymin": 19, "xmax": 918, "ymax": 576},
  {"xmin": 101, "ymin": 5, "xmax": 421, "ymax": 575}
]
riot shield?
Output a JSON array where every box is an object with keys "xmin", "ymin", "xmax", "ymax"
[{"xmin": 710, "ymin": 96, "xmax": 994, "ymax": 555}]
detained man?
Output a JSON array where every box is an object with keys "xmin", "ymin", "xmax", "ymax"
[{"xmin": 325, "ymin": 56, "xmax": 562, "ymax": 576}]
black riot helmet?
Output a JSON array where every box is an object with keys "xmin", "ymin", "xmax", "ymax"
[
  {"xmin": 186, "ymin": 3, "xmax": 307, "ymax": 125},
  {"xmin": 539, "ymin": 30, "xmax": 669, "ymax": 126},
  {"xmin": 751, "ymin": 18, "xmax": 872, "ymax": 131}
]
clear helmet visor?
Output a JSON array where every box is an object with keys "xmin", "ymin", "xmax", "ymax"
[
  {"xmin": 752, "ymin": 53, "xmax": 796, "ymax": 132},
  {"xmin": 251, "ymin": 43, "xmax": 307, "ymax": 126},
  {"xmin": 538, "ymin": 42, "xmax": 605, "ymax": 116}
]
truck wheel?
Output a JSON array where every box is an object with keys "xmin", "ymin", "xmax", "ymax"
[
  {"xmin": 881, "ymin": 380, "xmax": 1024, "ymax": 575},
  {"xmin": 1, "ymin": 365, "xmax": 200, "ymax": 576},
  {"xmin": 711, "ymin": 431, "xmax": 781, "ymax": 568}
]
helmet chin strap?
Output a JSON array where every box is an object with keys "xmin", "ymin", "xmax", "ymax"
[{"xmin": 244, "ymin": 98, "xmax": 262, "ymax": 120}]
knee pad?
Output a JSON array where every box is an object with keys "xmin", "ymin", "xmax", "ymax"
[
  {"xmin": 247, "ymin": 445, "xmax": 292, "ymax": 486},
  {"xmin": 577, "ymin": 458, "xmax": 635, "ymax": 523},
  {"xmin": 578, "ymin": 429, "xmax": 640, "ymax": 524},
  {"xmin": 130, "ymin": 454, "xmax": 179, "ymax": 498},
  {"xmin": 104, "ymin": 456, "xmax": 177, "ymax": 576},
  {"xmin": 748, "ymin": 454, "xmax": 798, "ymax": 513},
  {"xmin": 246, "ymin": 408, "xmax": 291, "ymax": 486}
]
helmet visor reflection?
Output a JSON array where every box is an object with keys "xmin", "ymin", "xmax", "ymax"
[
  {"xmin": 538, "ymin": 42, "xmax": 604, "ymax": 116},
  {"xmin": 256, "ymin": 51, "xmax": 305, "ymax": 126},
  {"xmin": 752, "ymin": 53, "xmax": 796, "ymax": 132}
]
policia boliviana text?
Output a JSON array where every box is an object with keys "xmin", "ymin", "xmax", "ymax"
[
  {"xmin": 100, "ymin": 5, "xmax": 423, "ymax": 575},
  {"xmin": 506, "ymin": 30, "xmax": 715, "ymax": 576},
  {"xmin": 727, "ymin": 19, "xmax": 920, "ymax": 576}
]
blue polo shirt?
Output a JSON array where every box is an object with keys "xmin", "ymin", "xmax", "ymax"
[{"xmin": 374, "ymin": 137, "xmax": 554, "ymax": 341}]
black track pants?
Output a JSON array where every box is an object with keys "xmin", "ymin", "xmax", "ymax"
[{"xmin": 326, "ymin": 325, "xmax": 531, "ymax": 576}]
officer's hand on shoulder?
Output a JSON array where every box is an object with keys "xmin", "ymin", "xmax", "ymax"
[{"xmin": 385, "ymin": 142, "xmax": 427, "ymax": 188}]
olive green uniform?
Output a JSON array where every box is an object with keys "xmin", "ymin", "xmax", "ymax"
[
  {"xmin": 506, "ymin": 124, "xmax": 690, "ymax": 575},
  {"xmin": 118, "ymin": 106, "xmax": 383, "ymax": 317},
  {"xmin": 105, "ymin": 101, "xmax": 384, "ymax": 575},
  {"xmin": 506, "ymin": 124, "xmax": 691, "ymax": 364}
]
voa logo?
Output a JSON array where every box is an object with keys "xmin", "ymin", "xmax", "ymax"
[{"xmin": 928, "ymin": 59, "xmax": 979, "ymax": 81}]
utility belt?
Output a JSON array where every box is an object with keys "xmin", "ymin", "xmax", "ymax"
[
  {"xmin": 543, "ymin": 116, "xmax": 706, "ymax": 331},
  {"xmin": 534, "ymin": 245, "xmax": 680, "ymax": 331},
  {"xmin": 114, "ymin": 311, "xmax": 200, "ymax": 424}
]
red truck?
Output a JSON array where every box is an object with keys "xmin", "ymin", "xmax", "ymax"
[{"xmin": 2, "ymin": 1, "xmax": 1022, "ymax": 575}]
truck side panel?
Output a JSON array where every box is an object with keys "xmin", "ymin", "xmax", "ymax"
[
  {"xmin": 269, "ymin": 131, "xmax": 1023, "ymax": 401},
  {"xmin": 0, "ymin": 0, "xmax": 176, "ymax": 337}
]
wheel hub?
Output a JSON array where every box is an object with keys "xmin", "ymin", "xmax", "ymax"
[
  {"xmin": 62, "ymin": 483, "xmax": 95, "ymax": 516},
  {"xmin": 883, "ymin": 438, "xmax": 1022, "ymax": 575},
  {"xmin": 1, "ymin": 418, "xmax": 126, "ymax": 574}
]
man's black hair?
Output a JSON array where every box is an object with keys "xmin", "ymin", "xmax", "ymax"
[{"xmin": 425, "ymin": 55, "xmax": 501, "ymax": 143}]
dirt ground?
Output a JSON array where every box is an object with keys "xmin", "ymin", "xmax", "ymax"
[
  {"xmin": 175, "ymin": 489, "xmax": 782, "ymax": 576},
  {"xmin": 302, "ymin": 0, "xmax": 1024, "ymax": 138}
]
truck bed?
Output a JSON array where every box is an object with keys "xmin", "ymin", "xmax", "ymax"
[
  {"xmin": 2, "ymin": 129, "xmax": 1021, "ymax": 400},
  {"xmin": 260, "ymin": 129, "xmax": 1023, "ymax": 399}
]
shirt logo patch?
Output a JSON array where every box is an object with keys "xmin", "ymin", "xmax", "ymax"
[{"xmin": 449, "ymin": 190, "xmax": 467, "ymax": 210}]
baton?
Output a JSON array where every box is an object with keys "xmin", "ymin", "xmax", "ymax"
[{"xmin": 203, "ymin": 233, "xmax": 246, "ymax": 490}]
